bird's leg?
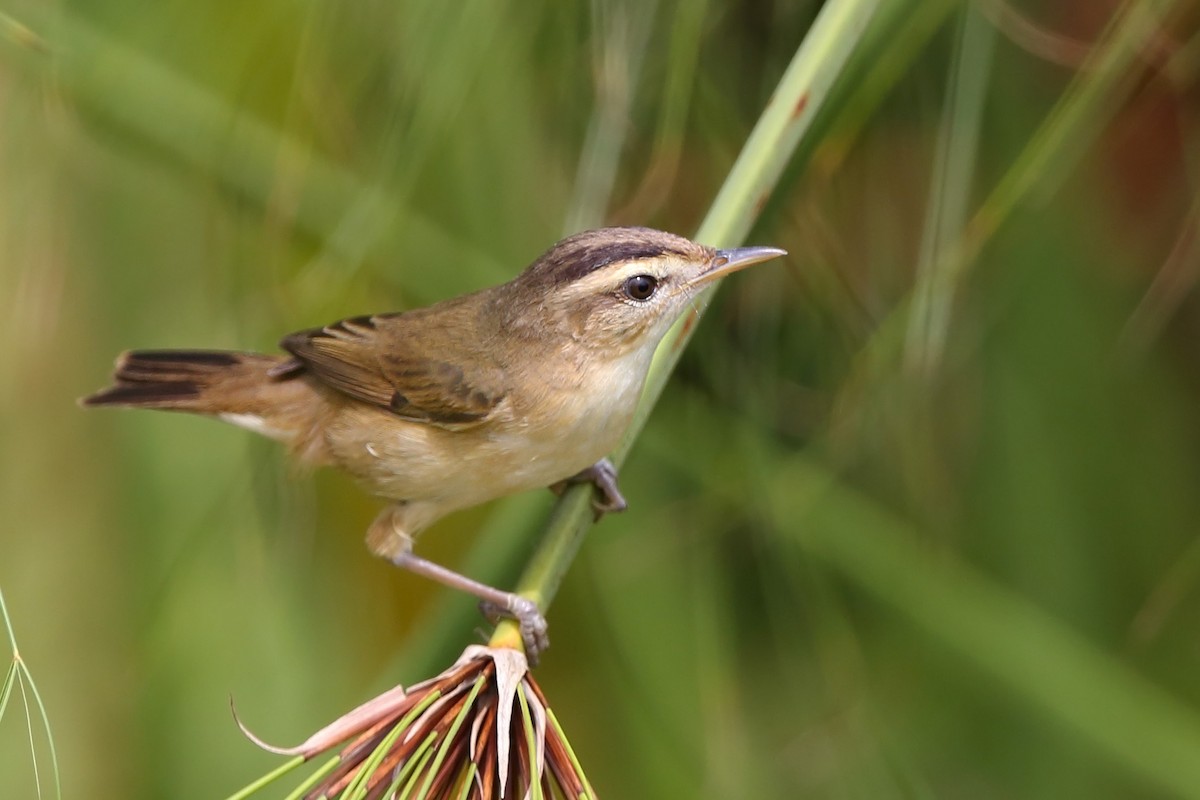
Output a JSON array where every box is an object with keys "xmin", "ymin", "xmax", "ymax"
[
  {"xmin": 550, "ymin": 457, "xmax": 627, "ymax": 521},
  {"xmin": 367, "ymin": 505, "xmax": 549, "ymax": 663},
  {"xmin": 392, "ymin": 551, "xmax": 549, "ymax": 664}
]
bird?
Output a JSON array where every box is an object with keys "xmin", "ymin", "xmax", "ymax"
[{"xmin": 83, "ymin": 226, "xmax": 786, "ymax": 660}]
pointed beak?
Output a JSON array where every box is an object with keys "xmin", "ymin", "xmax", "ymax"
[{"xmin": 696, "ymin": 245, "xmax": 788, "ymax": 285}]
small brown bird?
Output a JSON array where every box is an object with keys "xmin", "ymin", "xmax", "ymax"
[{"xmin": 84, "ymin": 226, "xmax": 785, "ymax": 658}]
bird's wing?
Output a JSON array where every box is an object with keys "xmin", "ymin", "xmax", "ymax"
[{"xmin": 280, "ymin": 308, "xmax": 507, "ymax": 428}]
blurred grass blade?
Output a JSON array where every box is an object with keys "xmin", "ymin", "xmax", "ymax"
[
  {"xmin": 766, "ymin": 458, "xmax": 1200, "ymax": 799},
  {"xmin": 0, "ymin": 9, "xmax": 496, "ymax": 281},
  {"xmin": 809, "ymin": 0, "xmax": 959, "ymax": 173},
  {"xmin": 904, "ymin": 3, "xmax": 994, "ymax": 377},
  {"xmin": 564, "ymin": 0, "xmax": 660, "ymax": 232},
  {"xmin": 615, "ymin": 0, "xmax": 710, "ymax": 221},
  {"xmin": 841, "ymin": 0, "xmax": 1185, "ymax": 433},
  {"xmin": 963, "ymin": 0, "xmax": 1183, "ymax": 262}
]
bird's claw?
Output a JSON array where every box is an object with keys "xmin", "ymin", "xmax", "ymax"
[
  {"xmin": 551, "ymin": 457, "xmax": 627, "ymax": 521},
  {"xmin": 479, "ymin": 595, "xmax": 550, "ymax": 665}
]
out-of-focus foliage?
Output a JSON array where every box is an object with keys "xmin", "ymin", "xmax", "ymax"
[{"xmin": 2, "ymin": 0, "xmax": 1200, "ymax": 797}]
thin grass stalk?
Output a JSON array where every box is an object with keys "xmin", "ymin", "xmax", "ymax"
[
  {"xmin": 393, "ymin": 737, "xmax": 438, "ymax": 800},
  {"xmin": 0, "ymin": 662, "xmax": 15, "ymax": 722},
  {"xmin": 413, "ymin": 675, "xmax": 487, "ymax": 798},
  {"xmin": 373, "ymin": 732, "xmax": 434, "ymax": 800},
  {"xmin": 515, "ymin": 687, "xmax": 543, "ymax": 800},
  {"xmin": 281, "ymin": 756, "xmax": 343, "ymax": 800},
  {"xmin": 0, "ymin": 588, "xmax": 61, "ymax": 800},
  {"xmin": 224, "ymin": 756, "xmax": 307, "ymax": 800},
  {"xmin": 224, "ymin": 688, "xmax": 445, "ymax": 800},
  {"xmin": 0, "ymin": 588, "xmax": 20, "ymax": 721},
  {"xmin": 341, "ymin": 707, "xmax": 413, "ymax": 800}
]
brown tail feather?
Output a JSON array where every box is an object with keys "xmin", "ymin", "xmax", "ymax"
[
  {"xmin": 83, "ymin": 350, "xmax": 277, "ymax": 408},
  {"xmin": 82, "ymin": 349, "xmax": 322, "ymax": 442},
  {"xmin": 87, "ymin": 345, "xmax": 304, "ymax": 412},
  {"xmin": 84, "ymin": 351, "xmax": 238, "ymax": 407}
]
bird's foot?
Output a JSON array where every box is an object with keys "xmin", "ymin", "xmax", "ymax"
[
  {"xmin": 480, "ymin": 596, "xmax": 550, "ymax": 665},
  {"xmin": 550, "ymin": 457, "xmax": 627, "ymax": 521}
]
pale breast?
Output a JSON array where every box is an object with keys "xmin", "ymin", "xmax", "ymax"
[{"xmin": 327, "ymin": 352, "xmax": 646, "ymax": 512}]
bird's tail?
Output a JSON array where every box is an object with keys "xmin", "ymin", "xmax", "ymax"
[{"xmin": 81, "ymin": 350, "xmax": 316, "ymax": 445}]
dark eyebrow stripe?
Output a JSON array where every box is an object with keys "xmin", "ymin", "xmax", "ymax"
[
  {"xmin": 524, "ymin": 227, "xmax": 701, "ymax": 286},
  {"xmin": 549, "ymin": 243, "xmax": 684, "ymax": 284}
]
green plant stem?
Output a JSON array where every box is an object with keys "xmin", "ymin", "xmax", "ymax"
[
  {"xmin": 493, "ymin": 0, "xmax": 1184, "ymax": 659},
  {"xmin": 489, "ymin": 0, "xmax": 888, "ymax": 651}
]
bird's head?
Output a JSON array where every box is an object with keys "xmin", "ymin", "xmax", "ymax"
[{"xmin": 505, "ymin": 226, "xmax": 786, "ymax": 359}]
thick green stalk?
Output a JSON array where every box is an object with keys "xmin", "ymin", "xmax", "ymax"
[
  {"xmin": 495, "ymin": 0, "xmax": 1185, "ymax": 656},
  {"xmin": 490, "ymin": 0, "xmax": 888, "ymax": 650}
]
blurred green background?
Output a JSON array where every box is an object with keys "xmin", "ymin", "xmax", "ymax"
[{"xmin": 3, "ymin": 0, "xmax": 1200, "ymax": 797}]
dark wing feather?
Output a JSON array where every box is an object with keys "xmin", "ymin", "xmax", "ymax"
[{"xmin": 280, "ymin": 308, "xmax": 506, "ymax": 428}]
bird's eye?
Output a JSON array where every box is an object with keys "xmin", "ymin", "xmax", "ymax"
[{"xmin": 623, "ymin": 274, "xmax": 658, "ymax": 301}]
